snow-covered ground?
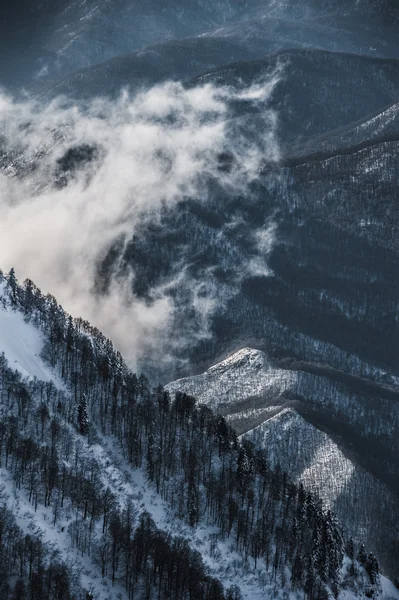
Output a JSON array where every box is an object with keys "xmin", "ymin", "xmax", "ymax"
[
  {"xmin": 0, "ymin": 282, "xmax": 61, "ymax": 384},
  {"xmin": 0, "ymin": 301, "xmax": 303, "ymax": 599},
  {"xmin": 1, "ymin": 298, "xmax": 398, "ymax": 599},
  {"xmin": 247, "ymin": 408, "xmax": 355, "ymax": 507},
  {"xmin": 168, "ymin": 347, "xmax": 399, "ymax": 594},
  {"xmin": 88, "ymin": 434, "xmax": 303, "ymax": 600},
  {"xmin": 166, "ymin": 347, "xmax": 296, "ymax": 409},
  {"xmin": 0, "ymin": 424, "xmax": 308, "ymax": 600},
  {"xmin": 0, "ymin": 464, "xmax": 128, "ymax": 600}
]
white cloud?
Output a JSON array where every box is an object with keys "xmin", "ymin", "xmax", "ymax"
[{"xmin": 0, "ymin": 77, "xmax": 279, "ymax": 373}]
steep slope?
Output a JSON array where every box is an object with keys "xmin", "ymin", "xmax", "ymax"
[
  {"xmin": 0, "ymin": 298, "xmax": 57, "ymax": 383},
  {"xmin": 1, "ymin": 272, "xmax": 386, "ymax": 599},
  {"xmin": 167, "ymin": 347, "xmax": 399, "ymax": 577}
]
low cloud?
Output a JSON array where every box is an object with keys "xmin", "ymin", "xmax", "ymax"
[{"xmin": 0, "ymin": 76, "xmax": 280, "ymax": 373}]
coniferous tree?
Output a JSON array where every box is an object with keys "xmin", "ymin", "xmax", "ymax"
[
  {"xmin": 7, "ymin": 267, "xmax": 18, "ymax": 303},
  {"xmin": 357, "ymin": 543, "xmax": 367, "ymax": 565},
  {"xmin": 346, "ymin": 538, "xmax": 355, "ymax": 561},
  {"xmin": 78, "ymin": 394, "xmax": 89, "ymax": 435},
  {"xmin": 365, "ymin": 553, "xmax": 379, "ymax": 585}
]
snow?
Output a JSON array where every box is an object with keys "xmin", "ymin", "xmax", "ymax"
[
  {"xmin": 0, "ymin": 423, "xmax": 302, "ymax": 600},
  {"xmin": 0, "ymin": 467, "xmax": 128, "ymax": 600},
  {"xmin": 168, "ymin": 348, "xmax": 399, "ymax": 595},
  {"xmin": 0, "ymin": 283, "xmax": 61, "ymax": 385},
  {"xmin": 166, "ymin": 347, "xmax": 296, "ymax": 409},
  {"xmin": 0, "ymin": 299, "xmax": 302, "ymax": 598},
  {"xmin": 90, "ymin": 434, "xmax": 307, "ymax": 600},
  {"xmin": 247, "ymin": 408, "xmax": 356, "ymax": 508},
  {"xmin": 381, "ymin": 575, "xmax": 399, "ymax": 600}
]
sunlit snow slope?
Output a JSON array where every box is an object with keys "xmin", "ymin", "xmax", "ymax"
[
  {"xmin": 0, "ymin": 283, "xmax": 59, "ymax": 382},
  {"xmin": 167, "ymin": 347, "xmax": 399, "ymax": 578}
]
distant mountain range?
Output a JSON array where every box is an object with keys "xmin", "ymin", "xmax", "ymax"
[{"xmin": 2, "ymin": 0, "xmax": 399, "ymax": 89}]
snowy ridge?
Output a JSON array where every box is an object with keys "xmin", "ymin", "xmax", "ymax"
[
  {"xmin": 208, "ymin": 347, "xmax": 268, "ymax": 373},
  {"xmin": 166, "ymin": 347, "xmax": 296, "ymax": 409},
  {"xmin": 245, "ymin": 408, "xmax": 399, "ymax": 598},
  {"xmin": 168, "ymin": 347, "xmax": 399, "ymax": 586},
  {"xmin": 248, "ymin": 408, "xmax": 357, "ymax": 508},
  {"xmin": 167, "ymin": 349, "xmax": 391, "ymax": 513}
]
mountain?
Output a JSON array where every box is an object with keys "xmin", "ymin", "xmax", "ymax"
[
  {"xmin": 35, "ymin": 44, "xmax": 399, "ymax": 116},
  {"xmin": 2, "ymin": 0, "xmax": 399, "ymax": 90},
  {"xmin": 101, "ymin": 64, "xmax": 399, "ymax": 379},
  {"xmin": 1, "ymin": 0, "xmax": 399, "ymax": 596},
  {"xmin": 285, "ymin": 100, "xmax": 399, "ymax": 160},
  {"xmin": 1, "ymin": 55, "xmax": 398, "ymax": 580},
  {"xmin": 116, "ymin": 85, "xmax": 399, "ymax": 575},
  {"xmin": 2, "ymin": 271, "xmax": 395, "ymax": 599},
  {"xmin": 166, "ymin": 347, "xmax": 399, "ymax": 576},
  {"xmin": 192, "ymin": 50, "xmax": 399, "ymax": 145}
]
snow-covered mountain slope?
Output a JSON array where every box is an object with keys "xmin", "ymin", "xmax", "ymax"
[
  {"xmin": 166, "ymin": 347, "xmax": 397, "ymax": 437},
  {"xmin": 167, "ymin": 347, "xmax": 293, "ymax": 410},
  {"xmin": 0, "ymin": 284, "xmax": 61, "ymax": 384},
  {"xmin": 1, "ymin": 422, "xmax": 300, "ymax": 600},
  {"xmin": 0, "ymin": 284, "xmax": 283, "ymax": 599},
  {"xmin": 2, "ymin": 276, "xmax": 389, "ymax": 600},
  {"xmin": 245, "ymin": 408, "xmax": 399, "ymax": 570},
  {"xmin": 249, "ymin": 408, "xmax": 357, "ymax": 507},
  {"xmin": 167, "ymin": 347, "xmax": 399, "ymax": 579}
]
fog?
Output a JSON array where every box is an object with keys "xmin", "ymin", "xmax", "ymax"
[{"xmin": 0, "ymin": 77, "xmax": 279, "ymax": 369}]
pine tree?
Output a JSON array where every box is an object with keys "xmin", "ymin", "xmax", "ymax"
[
  {"xmin": 78, "ymin": 394, "xmax": 89, "ymax": 435},
  {"xmin": 23, "ymin": 278, "xmax": 36, "ymax": 315},
  {"xmin": 7, "ymin": 267, "xmax": 18, "ymax": 303},
  {"xmin": 357, "ymin": 542, "xmax": 367, "ymax": 565},
  {"xmin": 345, "ymin": 538, "xmax": 355, "ymax": 560},
  {"xmin": 365, "ymin": 553, "xmax": 379, "ymax": 585}
]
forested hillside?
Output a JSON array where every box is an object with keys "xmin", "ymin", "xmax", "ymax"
[
  {"xmin": 166, "ymin": 346, "xmax": 399, "ymax": 578},
  {"xmin": 0, "ymin": 268, "xmax": 393, "ymax": 599}
]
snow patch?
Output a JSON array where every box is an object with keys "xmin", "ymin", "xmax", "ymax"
[{"xmin": 0, "ymin": 286, "xmax": 61, "ymax": 385}]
